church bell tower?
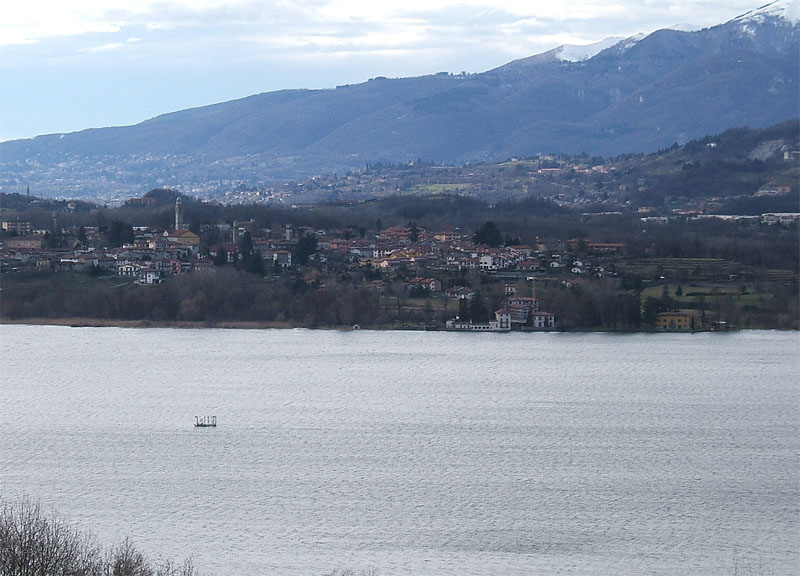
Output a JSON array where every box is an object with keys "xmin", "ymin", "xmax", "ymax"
[{"xmin": 175, "ymin": 196, "xmax": 184, "ymax": 230}]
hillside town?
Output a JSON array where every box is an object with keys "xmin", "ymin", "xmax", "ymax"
[
  {"xmin": 2, "ymin": 196, "xmax": 564, "ymax": 330},
  {"xmin": 5, "ymin": 190, "xmax": 797, "ymax": 331}
]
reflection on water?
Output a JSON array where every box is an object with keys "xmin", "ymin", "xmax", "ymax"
[{"xmin": 1, "ymin": 327, "xmax": 798, "ymax": 575}]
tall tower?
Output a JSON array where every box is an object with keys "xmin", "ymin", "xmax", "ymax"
[{"xmin": 175, "ymin": 196, "xmax": 184, "ymax": 230}]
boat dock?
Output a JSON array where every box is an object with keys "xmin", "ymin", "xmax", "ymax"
[{"xmin": 194, "ymin": 415, "xmax": 217, "ymax": 428}]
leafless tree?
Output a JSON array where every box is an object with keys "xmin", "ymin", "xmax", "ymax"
[
  {"xmin": 105, "ymin": 538, "xmax": 153, "ymax": 576},
  {"xmin": 0, "ymin": 497, "xmax": 199, "ymax": 576},
  {"xmin": 0, "ymin": 496, "xmax": 103, "ymax": 576}
]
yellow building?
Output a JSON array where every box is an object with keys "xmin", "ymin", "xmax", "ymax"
[
  {"xmin": 656, "ymin": 311, "xmax": 694, "ymax": 331},
  {"xmin": 165, "ymin": 229, "xmax": 200, "ymax": 249}
]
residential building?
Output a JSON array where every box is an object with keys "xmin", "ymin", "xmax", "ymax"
[
  {"xmin": 118, "ymin": 263, "xmax": 141, "ymax": 277},
  {"xmin": 531, "ymin": 311, "xmax": 557, "ymax": 329},
  {"xmin": 2, "ymin": 221, "xmax": 32, "ymax": 236},
  {"xmin": 273, "ymin": 250, "xmax": 292, "ymax": 268},
  {"xmin": 656, "ymin": 312, "xmax": 694, "ymax": 331},
  {"xmin": 5, "ymin": 236, "xmax": 44, "ymax": 249},
  {"xmin": 139, "ymin": 270, "xmax": 162, "ymax": 285},
  {"xmin": 164, "ymin": 229, "xmax": 200, "ymax": 251},
  {"xmin": 446, "ymin": 308, "xmax": 512, "ymax": 332}
]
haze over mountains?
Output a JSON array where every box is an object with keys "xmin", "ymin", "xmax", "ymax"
[{"xmin": 1, "ymin": 0, "xmax": 798, "ymax": 201}]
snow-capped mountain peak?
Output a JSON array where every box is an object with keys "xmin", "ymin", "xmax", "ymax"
[
  {"xmin": 554, "ymin": 37, "xmax": 625, "ymax": 62},
  {"xmin": 732, "ymin": 0, "xmax": 800, "ymax": 25},
  {"xmin": 617, "ymin": 33, "xmax": 648, "ymax": 53}
]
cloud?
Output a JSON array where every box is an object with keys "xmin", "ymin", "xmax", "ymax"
[
  {"xmin": 0, "ymin": 2, "xmax": 122, "ymax": 46},
  {"xmin": 0, "ymin": 0, "xmax": 773, "ymax": 141},
  {"xmin": 83, "ymin": 36, "xmax": 141, "ymax": 54},
  {"xmin": 0, "ymin": 0, "xmax": 761, "ymax": 50},
  {"xmin": 0, "ymin": 0, "xmax": 764, "ymax": 74},
  {"xmin": 86, "ymin": 42, "xmax": 124, "ymax": 53}
]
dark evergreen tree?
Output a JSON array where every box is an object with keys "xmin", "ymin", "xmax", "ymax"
[
  {"xmin": 242, "ymin": 252, "xmax": 265, "ymax": 275},
  {"xmin": 469, "ymin": 292, "xmax": 489, "ymax": 322},
  {"xmin": 295, "ymin": 233, "xmax": 318, "ymax": 265},
  {"xmin": 458, "ymin": 297, "xmax": 470, "ymax": 321},
  {"xmin": 474, "ymin": 221, "xmax": 503, "ymax": 247},
  {"xmin": 104, "ymin": 220, "xmax": 134, "ymax": 247},
  {"xmin": 408, "ymin": 222, "xmax": 419, "ymax": 243},
  {"xmin": 213, "ymin": 246, "xmax": 228, "ymax": 266},
  {"xmin": 642, "ymin": 296, "xmax": 664, "ymax": 325},
  {"xmin": 238, "ymin": 230, "xmax": 253, "ymax": 257}
]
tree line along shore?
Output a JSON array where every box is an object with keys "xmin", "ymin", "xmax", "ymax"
[{"xmin": 1, "ymin": 186, "xmax": 797, "ymax": 331}]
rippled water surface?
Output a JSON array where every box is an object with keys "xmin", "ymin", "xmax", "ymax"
[{"xmin": 1, "ymin": 326, "xmax": 798, "ymax": 575}]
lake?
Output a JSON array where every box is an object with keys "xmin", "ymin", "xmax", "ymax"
[{"xmin": 1, "ymin": 326, "xmax": 798, "ymax": 575}]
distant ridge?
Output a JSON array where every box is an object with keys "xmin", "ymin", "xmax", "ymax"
[{"xmin": 0, "ymin": 1, "xmax": 797, "ymax": 200}]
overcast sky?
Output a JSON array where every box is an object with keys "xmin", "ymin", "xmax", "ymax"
[{"xmin": 0, "ymin": 0, "xmax": 774, "ymax": 141}]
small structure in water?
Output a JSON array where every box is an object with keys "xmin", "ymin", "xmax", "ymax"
[{"xmin": 194, "ymin": 415, "xmax": 217, "ymax": 428}]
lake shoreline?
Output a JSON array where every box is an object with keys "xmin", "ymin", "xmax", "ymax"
[
  {"xmin": 4, "ymin": 317, "xmax": 792, "ymax": 332},
  {"xmin": 0, "ymin": 317, "xmax": 395, "ymax": 330}
]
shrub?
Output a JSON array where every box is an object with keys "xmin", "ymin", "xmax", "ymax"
[{"xmin": 0, "ymin": 497, "xmax": 198, "ymax": 576}]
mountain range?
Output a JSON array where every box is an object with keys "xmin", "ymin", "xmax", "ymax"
[{"xmin": 1, "ymin": 0, "xmax": 798, "ymax": 200}]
